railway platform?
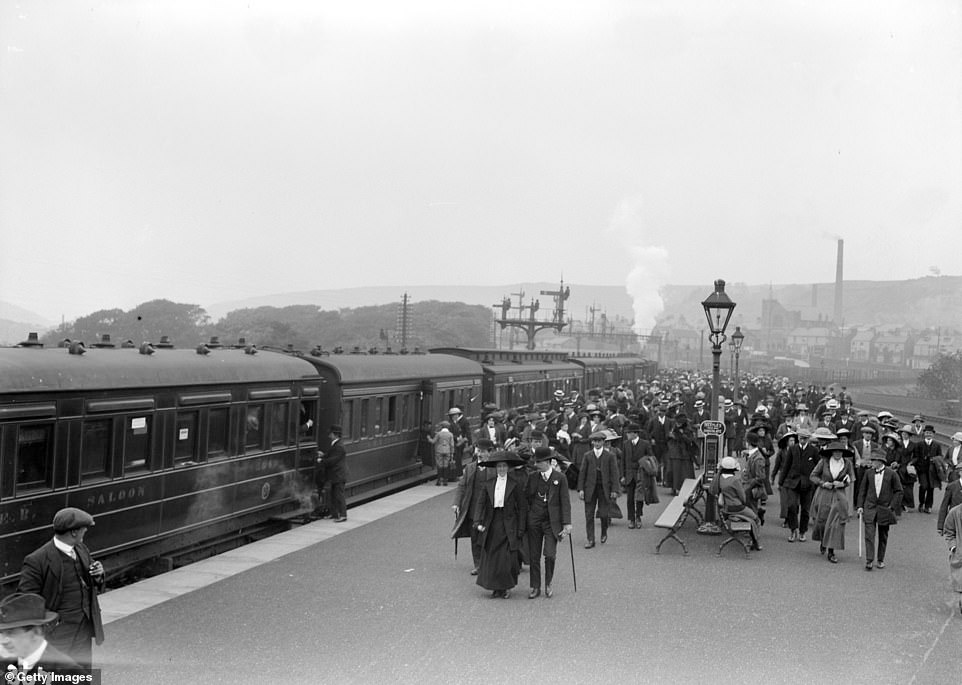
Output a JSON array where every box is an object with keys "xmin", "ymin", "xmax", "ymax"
[{"xmin": 97, "ymin": 480, "xmax": 961, "ymax": 684}]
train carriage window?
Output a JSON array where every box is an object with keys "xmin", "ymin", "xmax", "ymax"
[
  {"xmin": 341, "ymin": 401, "xmax": 353, "ymax": 440},
  {"xmin": 374, "ymin": 397, "xmax": 383, "ymax": 435},
  {"xmin": 16, "ymin": 425, "xmax": 52, "ymax": 491},
  {"xmin": 387, "ymin": 396, "xmax": 396, "ymax": 433},
  {"xmin": 245, "ymin": 405, "xmax": 264, "ymax": 450},
  {"xmin": 124, "ymin": 416, "xmax": 152, "ymax": 472},
  {"xmin": 271, "ymin": 403, "xmax": 288, "ymax": 446},
  {"xmin": 175, "ymin": 412, "xmax": 198, "ymax": 465},
  {"xmin": 359, "ymin": 399, "xmax": 369, "ymax": 438},
  {"xmin": 298, "ymin": 400, "xmax": 317, "ymax": 443},
  {"xmin": 208, "ymin": 408, "xmax": 230, "ymax": 459},
  {"xmin": 399, "ymin": 395, "xmax": 408, "ymax": 431},
  {"xmin": 81, "ymin": 420, "xmax": 111, "ymax": 480}
]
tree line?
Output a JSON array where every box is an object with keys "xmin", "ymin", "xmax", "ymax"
[{"xmin": 37, "ymin": 299, "xmax": 494, "ymax": 352}]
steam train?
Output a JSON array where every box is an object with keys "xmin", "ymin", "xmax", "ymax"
[{"xmin": 0, "ymin": 336, "xmax": 654, "ymax": 588}]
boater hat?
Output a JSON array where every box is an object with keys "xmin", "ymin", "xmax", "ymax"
[
  {"xmin": 719, "ymin": 456, "xmax": 740, "ymax": 471},
  {"xmin": 0, "ymin": 593, "xmax": 58, "ymax": 630}
]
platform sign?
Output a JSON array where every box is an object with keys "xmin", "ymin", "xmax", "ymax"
[{"xmin": 700, "ymin": 421, "xmax": 725, "ymax": 484}]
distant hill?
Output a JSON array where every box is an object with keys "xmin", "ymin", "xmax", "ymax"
[
  {"xmin": 0, "ymin": 301, "xmax": 56, "ymax": 345},
  {"xmin": 207, "ymin": 284, "xmax": 638, "ymax": 323},
  {"xmin": 207, "ymin": 276, "xmax": 962, "ymax": 333}
]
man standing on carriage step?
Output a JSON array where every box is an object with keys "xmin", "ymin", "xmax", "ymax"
[
  {"xmin": 524, "ymin": 447, "xmax": 572, "ymax": 598},
  {"xmin": 317, "ymin": 425, "xmax": 348, "ymax": 522}
]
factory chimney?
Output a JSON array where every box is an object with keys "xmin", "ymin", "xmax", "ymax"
[{"xmin": 834, "ymin": 238, "xmax": 844, "ymax": 326}]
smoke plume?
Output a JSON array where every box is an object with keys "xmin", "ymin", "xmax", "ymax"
[{"xmin": 606, "ymin": 197, "xmax": 670, "ymax": 335}]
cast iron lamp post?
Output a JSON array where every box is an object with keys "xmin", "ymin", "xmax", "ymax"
[
  {"xmin": 732, "ymin": 326, "xmax": 744, "ymax": 398},
  {"xmin": 696, "ymin": 279, "xmax": 736, "ymax": 534}
]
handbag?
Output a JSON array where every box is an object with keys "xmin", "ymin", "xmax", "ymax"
[{"xmin": 598, "ymin": 499, "xmax": 624, "ymax": 519}]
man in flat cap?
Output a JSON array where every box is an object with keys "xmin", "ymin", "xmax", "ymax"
[
  {"xmin": 17, "ymin": 507, "xmax": 104, "ymax": 671},
  {"xmin": 0, "ymin": 592, "xmax": 79, "ymax": 676}
]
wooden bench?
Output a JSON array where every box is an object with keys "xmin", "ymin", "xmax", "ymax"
[
  {"xmin": 716, "ymin": 493, "xmax": 755, "ymax": 558},
  {"xmin": 654, "ymin": 476, "xmax": 705, "ymax": 555}
]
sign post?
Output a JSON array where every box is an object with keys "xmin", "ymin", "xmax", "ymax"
[{"xmin": 696, "ymin": 420, "xmax": 725, "ymax": 535}]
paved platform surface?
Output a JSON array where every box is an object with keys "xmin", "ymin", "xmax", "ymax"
[{"xmin": 97, "ymin": 481, "xmax": 961, "ymax": 684}]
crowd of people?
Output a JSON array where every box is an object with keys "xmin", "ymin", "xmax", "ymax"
[{"xmin": 442, "ymin": 370, "xmax": 962, "ymax": 610}]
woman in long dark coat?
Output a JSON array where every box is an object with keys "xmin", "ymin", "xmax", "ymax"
[
  {"xmin": 475, "ymin": 451, "xmax": 527, "ymax": 598},
  {"xmin": 666, "ymin": 414, "xmax": 699, "ymax": 495},
  {"xmin": 810, "ymin": 441, "xmax": 857, "ymax": 564}
]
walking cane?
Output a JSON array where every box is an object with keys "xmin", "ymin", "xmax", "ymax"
[
  {"xmin": 858, "ymin": 510, "xmax": 864, "ymax": 559},
  {"xmin": 567, "ymin": 533, "xmax": 577, "ymax": 592},
  {"xmin": 454, "ymin": 511, "xmax": 459, "ymax": 560}
]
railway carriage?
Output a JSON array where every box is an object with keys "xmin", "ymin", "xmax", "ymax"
[
  {"xmin": 429, "ymin": 348, "xmax": 583, "ymax": 410},
  {"xmin": 299, "ymin": 351, "xmax": 483, "ymax": 496},
  {"xmin": 1, "ymin": 336, "xmax": 651, "ymax": 590},
  {"xmin": 0, "ymin": 343, "xmax": 323, "ymax": 589}
]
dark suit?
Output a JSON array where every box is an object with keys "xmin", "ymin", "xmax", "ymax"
[
  {"xmin": 645, "ymin": 416, "xmax": 672, "ymax": 480},
  {"xmin": 938, "ymin": 478, "xmax": 962, "ymax": 532},
  {"xmin": 576, "ymin": 448, "xmax": 621, "ymax": 544},
  {"xmin": 620, "ymin": 437, "xmax": 653, "ymax": 523},
  {"xmin": 779, "ymin": 442, "xmax": 820, "ymax": 535},
  {"xmin": 524, "ymin": 469, "xmax": 571, "ymax": 590},
  {"xmin": 856, "ymin": 467, "xmax": 903, "ymax": 565},
  {"xmin": 912, "ymin": 439, "xmax": 943, "ymax": 512},
  {"xmin": 18, "ymin": 541, "xmax": 105, "ymax": 669},
  {"xmin": 322, "ymin": 438, "xmax": 348, "ymax": 519}
]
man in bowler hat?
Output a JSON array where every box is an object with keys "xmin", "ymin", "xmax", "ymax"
[
  {"xmin": 0, "ymin": 592, "xmax": 79, "ymax": 675},
  {"xmin": 17, "ymin": 507, "xmax": 104, "ymax": 670},
  {"xmin": 317, "ymin": 425, "xmax": 348, "ymax": 522},
  {"xmin": 523, "ymin": 447, "xmax": 572, "ymax": 598},
  {"xmin": 856, "ymin": 453, "xmax": 903, "ymax": 571}
]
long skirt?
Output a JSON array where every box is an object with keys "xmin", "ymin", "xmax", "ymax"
[
  {"xmin": 810, "ymin": 487, "xmax": 850, "ymax": 550},
  {"xmin": 476, "ymin": 509, "xmax": 520, "ymax": 592},
  {"xmin": 668, "ymin": 458, "xmax": 694, "ymax": 493},
  {"xmin": 725, "ymin": 506, "xmax": 762, "ymax": 543}
]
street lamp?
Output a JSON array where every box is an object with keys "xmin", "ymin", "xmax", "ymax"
[
  {"xmin": 728, "ymin": 337, "xmax": 735, "ymax": 379},
  {"xmin": 732, "ymin": 326, "xmax": 745, "ymax": 398},
  {"xmin": 697, "ymin": 279, "xmax": 736, "ymax": 534}
]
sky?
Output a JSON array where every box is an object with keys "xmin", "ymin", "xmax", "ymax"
[{"xmin": 1, "ymin": 0, "xmax": 960, "ymax": 330}]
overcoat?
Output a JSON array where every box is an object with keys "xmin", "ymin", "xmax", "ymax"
[
  {"xmin": 810, "ymin": 457, "xmax": 856, "ymax": 549},
  {"xmin": 937, "ymin": 479, "xmax": 962, "ymax": 532},
  {"xmin": 942, "ymin": 502, "xmax": 962, "ymax": 591},
  {"xmin": 451, "ymin": 461, "xmax": 490, "ymax": 539}
]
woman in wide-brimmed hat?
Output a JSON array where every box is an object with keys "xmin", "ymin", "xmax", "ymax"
[
  {"xmin": 809, "ymin": 441, "xmax": 857, "ymax": 563},
  {"xmin": 474, "ymin": 451, "xmax": 527, "ymax": 598}
]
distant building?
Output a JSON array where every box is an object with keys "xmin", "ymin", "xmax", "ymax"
[
  {"xmin": 849, "ymin": 329, "xmax": 875, "ymax": 362},
  {"xmin": 873, "ymin": 331, "xmax": 912, "ymax": 366}
]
